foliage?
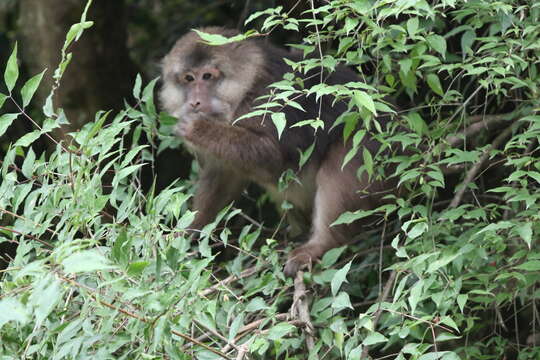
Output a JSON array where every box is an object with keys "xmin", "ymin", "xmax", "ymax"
[{"xmin": 1, "ymin": 1, "xmax": 540, "ymax": 359}]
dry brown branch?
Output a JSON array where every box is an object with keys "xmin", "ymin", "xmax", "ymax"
[
  {"xmin": 235, "ymin": 342, "xmax": 250, "ymax": 360},
  {"xmin": 448, "ymin": 123, "xmax": 516, "ymax": 209},
  {"xmin": 0, "ymin": 225, "xmax": 53, "ymax": 249},
  {"xmin": 292, "ymin": 271, "xmax": 316, "ymax": 352},
  {"xmin": 0, "ymin": 206, "xmax": 58, "ymax": 237}
]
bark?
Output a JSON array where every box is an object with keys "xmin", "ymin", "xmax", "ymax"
[{"xmin": 18, "ymin": 0, "xmax": 138, "ymax": 131}]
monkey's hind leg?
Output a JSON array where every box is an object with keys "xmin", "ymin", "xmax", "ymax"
[{"xmin": 284, "ymin": 146, "xmax": 362, "ymax": 277}]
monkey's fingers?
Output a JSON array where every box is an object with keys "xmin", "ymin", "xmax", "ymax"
[{"xmin": 284, "ymin": 247, "xmax": 314, "ymax": 277}]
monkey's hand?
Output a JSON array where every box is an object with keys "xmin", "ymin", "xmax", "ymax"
[
  {"xmin": 284, "ymin": 245, "xmax": 317, "ymax": 277},
  {"xmin": 175, "ymin": 116, "xmax": 200, "ymax": 139}
]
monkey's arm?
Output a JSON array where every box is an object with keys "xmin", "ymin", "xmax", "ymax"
[
  {"xmin": 183, "ymin": 118, "xmax": 283, "ymax": 177},
  {"xmin": 190, "ymin": 167, "xmax": 247, "ymax": 231}
]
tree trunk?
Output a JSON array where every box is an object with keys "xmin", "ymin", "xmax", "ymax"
[{"xmin": 18, "ymin": 0, "xmax": 138, "ymax": 131}]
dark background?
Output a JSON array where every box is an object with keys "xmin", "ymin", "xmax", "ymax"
[{"xmin": 0, "ymin": 0, "xmax": 310, "ymax": 186}]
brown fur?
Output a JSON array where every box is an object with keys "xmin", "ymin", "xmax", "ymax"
[{"xmin": 160, "ymin": 27, "xmax": 396, "ymax": 276}]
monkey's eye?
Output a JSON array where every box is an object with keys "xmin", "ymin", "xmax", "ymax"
[
  {"xmin": 184, "ymin": 74, "xmax": 195, "ymax": 82},
  {"xmin": 202, "ymin": 73, "xmax": 212, "ymax": 80}
]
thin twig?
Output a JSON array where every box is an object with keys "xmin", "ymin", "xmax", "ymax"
[
  {"xmin": 199, "ymin": 266, "xmax": 259, "ymax": 297},
  {"xmin": 309, "ymin": 0, "xmax": 325, "ymax": 119},
  {"xmin": 236, "ymin": 0, "xmax": 251, "ymax": 29},
  {"xmin": 448, "ymin": 123, "xmax": 516, "ymax": 208},
  {"xmin": 361, "ymin": 270, "xmax": 397, "ymax": 359},
  {"xmin": 446, "ymin": 86, "xmax": 483, "ymax": 125},
  {"xmin": 0, "ymin": 206, "xmax": 59, "ymax": 236},
  {"xmin": 445, "ymin": 113, "xmax": 514, "ymax": 147},
  {"xmin": 193, "ymin": 319, "xmax": 241, "ymax": 352},
  {"xmin": 0, "ymin": 225, "xmax": 53, "ymax": 248},
  {"xmin": 58, "ymin": 275, "xmax": 232, "ymax": 360},
  {"xmin": 237, "ymin": 313, "xmax": 289, "ymax": 336},
  {"xmin": 220, "ymin": 315, "xmax": 304, "ymax": 354}
]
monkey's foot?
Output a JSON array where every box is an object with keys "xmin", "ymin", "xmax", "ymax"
[{"xmin": 284, "ymin": 246, "xmax": 316, "ymax": 277}]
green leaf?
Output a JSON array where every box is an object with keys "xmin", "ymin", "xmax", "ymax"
[
  {"xmin": 245, "ymin": 297, "xmax": 269, "ymax": 312},
  {"xmin": 342, "ymin": 145, "xmax": 359, "ymax": 170},
  {"xmin": 133, "ymin": 73, "xmax": 142, "ymax": 100},
  {"xmin": 271, "ymin": 112, "xmax": 287, "ymax": 139},
  {"xmin": 363, "ymin": 147, "xmax": 374, "ymax": 178},
  {"xmin": 62, "ymin": 250, "xmax": 114, "ymax": 273},
  {"xmin": 418, "ymin": 352, "xmax": 451, "ymax": 360},
  {"xmin": 332, "ymin": 209, "xmax": 375, "ymax": 226},
  {"xmin": 267, "ymin": 322, "xmax": 296, "ymax": 340},
  {"xmin": 321, "ymin": 246, "xmax": 347, "ymax": 268},
  {"xmin": 0, "ymin": 113, "xmax": 19, "ymax": 137},
  {"xmin": 177, "ymin": 210, "xmax": 196, "ymax": 229},
  {"xmin": 112, "ymin": 229, "xmax": 130, "ymax": 265},
  {"xmin": 21, "ymin": 147, "xmax": 35, "ymax": 179},
  {"xmin": 21, "ymin": 70, "xmax": 46, "ymax": 108},
  {"xmin": 112, "ymin": 164, "xmax": 145, "ymax": 188},
  {"xmin": 159, "ymin": 111, "xmax": 177, "ymax": 125},
  {"xmin": 348, "ymin": 346, "xmax": 363, "ymax": 359},
  {"xmin": 461, "ymin": 30, "xmax": 475, "ymax": 57},
  {"xmin": 399, "ymin": 58, "xmax": 412, "ymax": 75},
  {"xmin": 515, "ymin": 260, "xmax": 540, "ymax": 272},
  {"xmin": 331, "ymin": 261, "xmax": 351, "ymax": 296},
  {"xmin": 0, "ymin": 93, "xmax": 7, "ymax": 109},
  {"xmin": 408, "ymin": 222, "xmax": 428, "ymax": 239},
  {"xmin": 457, "ymin": 294, "xmax": 468, "ymax": 313},
  {"xmin": 127, "ymin": 261, "xmax": 149, "ymax": 277},
  {"xmin": 193, "ymin": 29, "xmax": 256, "ymax": 45},
  {"xmin": 409, "ymin": 279, "xmax": 423, "ymax": 314},
  {"xmin": 0, "ymin": 298, "xmax": 29, "ymax": 328},
  {"xmin": 4, "ymin": 43, "xmax": 19, "ymax": 93},
  {"xmin": 353, "ymin": 90, "xmax": 377, "ymax": 115},
  {"xmin": 228, "ymin": 313, "xmax": 244, "ymax": 342},
  {"xmin": 426, "ymin": 73, "xmax": 444, "ymax": 96},
  {"xmin": 29, "ymin": 275, "xmax": 63, "ymax": 326},
  {"xmin": 426, "ymin": 253, "xmax": 459, "ymax": 273},
  {"xmin": 476, "ymin": 221, "xmax": 513, "ymax": 235},
  {"xmin": 516, "ymin": 223, "xmax": 532, "ymax": 248},
  {"xmin": 405, "ymin": 112, "xmax": 428, "ymax": 135},
  {"xmin": 427, "ymin": 34, "xmax": 447, "ymax": 59},
  {"xmin": 332, "ymin": 291, "xmax": 353, "ymax": 310},
  {"xmin": 440, "ymin": 316, "xmax": 459, "ymax": 331},
  {"xmin": 407, "ymin": 17, "xmax": 419, "ymax": 36},
  {"xmin": 362, "ymin": 332, "xmax": 387, "ymax": 346},
  {"xmin": 14, "ymin": 130, "xmax": 41, "ymax": 147},
  {"xmin": 298, "ymin": 141, "xmax": 315, "ymax": 169}
]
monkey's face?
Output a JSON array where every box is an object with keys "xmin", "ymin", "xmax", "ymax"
[
  {"xmin": 160, "ymin": 28, "xmax": 266, "ymax": 139},
  {"xmin": 161, "ymin": 62, "xmax": 234, "ymax": 131},
  {"xmin": 177, "ymin": 64, "xmax": 233, "ymax": 123}
]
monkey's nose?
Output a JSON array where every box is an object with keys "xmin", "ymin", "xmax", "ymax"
[{"xmin": 190, "ymin": 101, "xmax": 200, "ymax": 109}]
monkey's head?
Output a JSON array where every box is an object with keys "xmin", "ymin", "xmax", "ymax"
[{"xmin": 160, "ymin": 27, "xmax": 266, "ymax": 133}]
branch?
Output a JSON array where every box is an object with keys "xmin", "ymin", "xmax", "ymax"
[
  {"xmin": 291, "ymin": 271, "xmax": 315, "ymax": 352},
  {"xmin": 199, "ymin": 266, "xmax": 259, "ymax": 297},
  {"xmin": 0, "ymin": 225, "xmax": 53, "ymax": 249},
  {"xmin": 445, "ymin": 113, "xmax": 515, "ymax": 147},
  {"xmin": 361, "ymin": 270, "xmax": 397, "ymax": 359},
  {"xmin": 448, "ymin": 123, "xmax": 516, "ymax": 209},
  {"xmin": 58, "ymin": 275, "xmax": 232, "ymax": 360}
]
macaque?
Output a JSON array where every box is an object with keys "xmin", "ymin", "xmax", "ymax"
[{"xmin": 160, "ymin": 27, "xmax": 394, "ymax": 276}]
